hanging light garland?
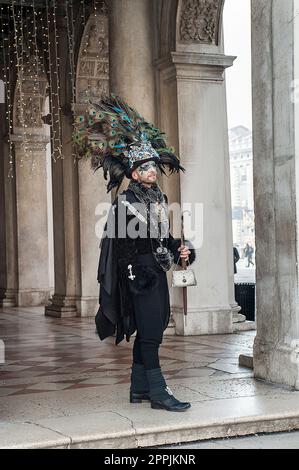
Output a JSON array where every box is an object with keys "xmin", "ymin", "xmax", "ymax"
[
  {"xmin": 94, "ymin": 0, "xmax": 100, "ymax": 62},
  {"xmin": 11, "ymin": 0, "xmax": 32, "ymax": 168},
  {"xmin": 69, "ymin": 0, "xmax": 76, "ymax": 110},
  {"xmin": 26, "ymin": 0, "xmax": 43, "ymax": 174},
  {"xmin": 45, "ymin": 0, "xmax": 56, "ymax": 162},
  {"xmin": 81, "ymin": 0, "xmax": 86, "ymax": 29},
  {"xmin": 93, "ymin": 0, "xmax": 97, "ymax": 17},
  {"xmin": 45, "ymin": 0, "xmax": 63, "ymax": 161},
  {"xmin": 81, "ymin": 3, "xmax": 90, "ymax": 64},
  {"xmin": 0, "ymin": 4, "xmax": 14, "ymax": 178},
  {"xmin": 93, "ymin": 0, "xmax": 101, "ymax": 62},
  {"xmin": 52, "ymin": 0, "xmax": 63, "ymax": 160},
  {"xmin": 32, "ymin": 0, "xmax": 42, "ymax": 126},
  {"xmin": 1, "ymin": 0, "xmax": 100, "ymax": 174},
  {"xmin": 65, "ymin": 0, "xmax": 77, "ymax": 163},
  {"xmin": 80, "ymin": 0, "xmax": 87, "ymax": 84},
  {"xmin": 8, "ymin": 0, "xmax": 47, "ymax": 175},
  {"xmin": 37, "ymin": 7, "xmax": 47, "ymax": 74}
]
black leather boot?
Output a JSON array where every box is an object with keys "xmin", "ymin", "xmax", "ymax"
[
  {"xmin": 130, "ymin": 363, "xmax": 150, "ymax": 403},
  {"xmin": 146, "ymin": 368, "xmax": 191, "ymax": 412}
]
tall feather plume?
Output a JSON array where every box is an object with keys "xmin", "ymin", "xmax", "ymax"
[{"xmin": 73, "ymin": 93, "xmax": 185, "ymax": 193}]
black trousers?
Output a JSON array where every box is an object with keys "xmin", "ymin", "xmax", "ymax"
[{"xmin": 131, "ymin": 253, "xmax": 170, "ymax": 370}]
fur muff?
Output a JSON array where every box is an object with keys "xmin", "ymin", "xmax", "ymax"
[
  {"xmin": 127, "ymin": 264, "xmax": 159, "ymax": 295},
  {"xmin": 118, "ymin": 257, "xmax": 159, "ymax": 296}
]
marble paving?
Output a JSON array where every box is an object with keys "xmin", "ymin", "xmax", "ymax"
[
  {"xmin": 0, "ymin": 306, "xmax": 254, "ymax": 399},
  {"xmin": 2, "ymin": 307, "xmax": 299, "ymax": 449}
]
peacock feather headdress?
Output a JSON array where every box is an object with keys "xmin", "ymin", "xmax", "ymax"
[{"xmin": 73, "ymin": 94, "xmax": 185, "ymax": 193}]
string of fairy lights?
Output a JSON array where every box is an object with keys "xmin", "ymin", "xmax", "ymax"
[
  {"xmin": 65, "ymin": 0, "xmax": 77, "ymax": 163},
  {"xmin": 0, "ymin": 4, "xmax": 13, "ymax": 177},
  {"xmin": 45, "ymin": 0, "xmax": 57, "ymax": 163},
  {"xmin": 0, "ymin": 0, "xmax": 105, "ymax": 177},
  {"xmin": 11, "ymin": 0, "xmax": 30, "ymax": 168},
  {"xmin": 65, "ymin": 0, "xmax": 76, "ymax": 110}
]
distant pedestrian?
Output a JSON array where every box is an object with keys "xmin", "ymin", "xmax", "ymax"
[
  {"xmin": 233, "ymin": 246, "xmax": 240, "ymax": 274},
  {"xmin": 244, "ymin": 243, "xmax": 254, "ymax": 267}
]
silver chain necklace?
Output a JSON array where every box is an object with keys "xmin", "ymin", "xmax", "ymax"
[{"xmin": 127, "ymin": 181, "xmax": 174, "ymax": 271}]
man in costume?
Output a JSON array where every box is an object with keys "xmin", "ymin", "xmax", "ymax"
[{"xmin": 74, "ymin": 95, "xmax": 196, "ymax": 412}]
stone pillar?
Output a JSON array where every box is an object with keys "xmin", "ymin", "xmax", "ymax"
[
  {"xmin": 76, "ymin": 157, "xmax": 107, "ymax": 316},
  {"xmin": 156, "ymin": 0, "xmax": 236, "ymax": 335},
  {"xmin": 11, "ymin": 134, "xmax": 51, "ymax": 306},
  {"xmin": 45, "ymin": 11, "xmax": 81, "ymax": 318},
  {"xmin": 108, "ymin": 0, "xmax": 176, "ymax": 332},
  {"xmin": 75, "ymin": 10, "xmax": 111, "ymax": 316},
  {"xmin": 109, "ymin": 0, "xmax": 156, "ymax": 120},
  {"xmin": 174, "ymin": 53, "xmax": 235, "ymax": 335},
  {"xmin": 109, "ymin": 0, "xmax": 157, "ymax": 197},
  {"xmin": 252, "ymin": 0, "xmax": 299, "ymax": 389},
  {"xmin": 0, "ymin": 101, "xmax": 18, "ymax": 307}
]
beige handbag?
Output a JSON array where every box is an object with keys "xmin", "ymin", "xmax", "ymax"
[
  {"xmin": 171, "ymin": 256, "xmax": 197, "ymax": 287},
  {"xmin": 171, "ymin": 210, "xmax": 197, "ymax": 288}
]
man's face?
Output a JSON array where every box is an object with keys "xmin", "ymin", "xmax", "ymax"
[{"xmin": 132, "ymin": 161, "xmax": 158, "ymax": 184}]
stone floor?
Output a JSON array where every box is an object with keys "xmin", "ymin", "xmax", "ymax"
[
  {"xmin": 0, "ymin": 306, "xmax": 254, "ymax": 397},
  {"xmin": 0, "ymin": 306, "xmax": 299, "ymax": 449}
]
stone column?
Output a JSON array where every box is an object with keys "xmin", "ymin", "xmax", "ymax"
[
  {"xmin": 109, "ymin": 0, "xmax": 156, "ymax": 120},
  {"xmin": 252, "ymin": 0, "xmax": 299, "ymax": 389},
  {"xmin": 0, "ymin": 101, "xmax": 18, "ymax": 307},
  {"xmin": 174, "ymin": 53, "xmax": 235, "ymax": 335},
  {"xmin": 156, "ymin": 0, "xmax": 236, "ymax": 335},
  {"xmin": 45, "ymin": 11, "xmax": 81, "ymax": 318},
  {"xmin": 109, "ymin": 0, "xmax": 157, "ymax": 197},
  {"xmin": 76, "ymin": 157, "xmax": 107, "ymax": 316},
  {"xmin": 108, "ymin": 0, "xmax": 176, "ymax": 332},
  {"xmin": 11, "ymin": 134, "xmax": 51, "ymax": 306},
  {"xmin": 75, "ymin": 10, "xmax": 111, "ymax": 316}
]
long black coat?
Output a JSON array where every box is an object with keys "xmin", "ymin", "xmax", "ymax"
[{"xmin": 95, "ymin": 188, "xmax": 196, "ymax": 344}]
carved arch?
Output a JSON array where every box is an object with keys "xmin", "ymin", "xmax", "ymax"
[
  {"xmin": 177, "ymin": 0, "xmax": 225, "ymax": 46},
  {"xmin": 75, "ymin": 6, "xmax": 109, "ymax": 106},
  {"xmin": 159, "ymin": 0, "xmax": 179, "ymax": 57},
  {"xmin": 157, "ymin": 0, "xmax": 225, "ymax": 57}
]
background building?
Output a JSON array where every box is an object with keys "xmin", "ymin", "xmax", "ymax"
[{"xmin": 229, "ymin": 126, "xmax": 255, "ymax": 259}]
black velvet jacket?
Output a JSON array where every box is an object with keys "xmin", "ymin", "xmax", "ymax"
[{"xmin": 95, "ymin": 188, "xmax": 196, "ymax": 344}]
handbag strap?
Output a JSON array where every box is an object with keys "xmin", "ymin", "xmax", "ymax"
[
  {"xmin": 173, "ymin": 211, "xmax": 190, "ymax": 271},
  {"xmin": 173, "ymin": 252, "xmax": 190, "ymax": 271}
]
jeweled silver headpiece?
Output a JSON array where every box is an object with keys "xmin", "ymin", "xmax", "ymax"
[{"xmin": 128, "ymin": 141, "xmax": 160, "ymax": 168}]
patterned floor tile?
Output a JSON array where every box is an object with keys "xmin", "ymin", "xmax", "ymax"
[
  {"xmin": 0, "ymin": 306, "xmax": 255, "ymax": 397},
  {"xmin": 1, "ymin": 365, "xmax": 34, "ymax": 371},
  {"xmin": 0, "ymin": 388, "xmax": 21, "ymax": 396},
  {"xmin": 25, "ymin": 382, "xmax": 72, "ymax": 391},
  {"xmin": 79, "ymin": 378, "xmax": 123, "ymax": 385}
]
